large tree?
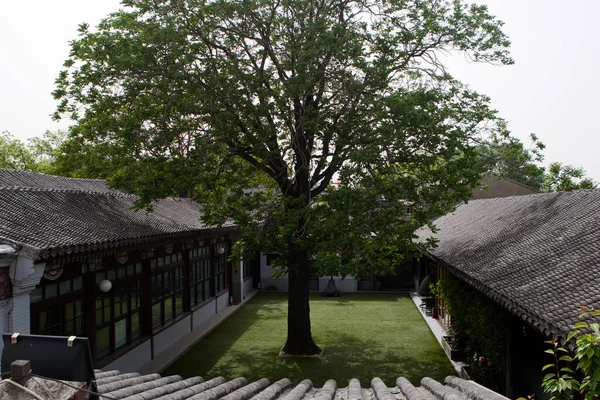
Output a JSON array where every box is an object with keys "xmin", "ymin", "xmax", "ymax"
[{"xmin": 54, "ymin": 0, "xmax": 512, "ymax": 354}]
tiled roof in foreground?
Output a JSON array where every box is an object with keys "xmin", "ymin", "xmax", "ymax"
[
  {"xmin": 0, "ymin": 169, "xmax": 233, "ymax": 258},
  {"xmin": 420, "ymin": 190, "xmax": 600, "ymax": 338},
  {"xmin": 94, "ymin": 369, "xmax": 508, "ymax": 400}
]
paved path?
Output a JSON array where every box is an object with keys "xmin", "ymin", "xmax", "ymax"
[{"xmin": 409, "ymin": 292, "xmax": 466, "ymax": 376}]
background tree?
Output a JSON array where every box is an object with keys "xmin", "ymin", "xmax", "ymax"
[
  {"xmin": 0, "ymin": 131, "xmax": 35, "ymax": 170},
  {"xmin": 476, "ymin": 131, "xmax": 597, "ymax": 192},
  {"xmin": 54, "ymin": 0, "xmax": 513, "ymax": 354},
  {"xmin": 475, "ymin": 130, "xmax": 546, "ymax": 190},
  {"xmin": 0, "ymin": 130, "xmax": 67, "ymax": 173},
  {"xmin": 542, "ymin": 162, "xmax": 597, "ymax": 192}
]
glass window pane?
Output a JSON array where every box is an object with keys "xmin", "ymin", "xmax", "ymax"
[
  {"xmin": 176, "ymin": 291, "xmax": 183, "ymax": 315},
  {"xmin": 131, "ymin": 312, "xmax": 140, "ymax": 340},
  {"xmin": 152, "ymin": 302, "xmax": 162, "ymax": 328},
  {"xmin": 136, "ymin": 262, "xmax": 142, "ymax": 274},
  {"xmin": 127, "ymin": 264, "xmax": 134, "ymax": 276},
  {"xmin": 65, "ymin": 320, "xmax": 74, "ymax": 336},
  {"xmin": 65, "ymin": 302, "xmax": 74, "ymax": 320},
  {"xmin": 107, "ymin": 269, "xmax": 116, "ymax": 281},
  {"xmin": 75, "ymin": 317, "xmax": 83, "ymax": 335},
  {"xmin": 73, "ymin": 276, "xmax": 83, "ymax": 291},
  {"xmin": 31, "ymin": 287, "xmax": 43, "ymax": 303},
  {"xmin": 158, "ymin": 258, "xmax": 164, "ymax": 267},
  {"xmin": 96, "ymin": 271, "xmax": 105, "ymax": 284},
  {"xmin": 114, "ymin": 318, "xmax": 127, "ymax": 349},
  {"xmin": 45, "ymin": 283, "xmax": 58, "ymax": 299},
  {"xmin": 96, "ymin": 326, "xmax": 110, "ymax": 359},
  {"xmin": 204, "ymin": 281, "xmax": 210, "ymax": 299},
  {"xmin": 59, "ymin": 280, "xmax": 71, "ymax": 295},
  {"xmin": 39, "ymin": 311, "xmax": 47, "ymax": 332}
]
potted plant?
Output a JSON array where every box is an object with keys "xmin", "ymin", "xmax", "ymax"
[{"xmin": 441, "ymin": 328, "xmax": 467, "ymax": 361}]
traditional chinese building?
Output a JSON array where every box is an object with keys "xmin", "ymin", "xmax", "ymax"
[{"xmin": 0, "ymin": 169, "xmax": 255, "ymax": 371}]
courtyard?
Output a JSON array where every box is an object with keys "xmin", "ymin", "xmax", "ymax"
[{"xmin": 163, "ymin": 292, "xmax": 454, "ymax": 386}]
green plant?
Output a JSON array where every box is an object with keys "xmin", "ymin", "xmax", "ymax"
[
  {"xmin": 542, "ymin": 307, "xmax": 600, "ymax": 400},
  {"xmin": 541, "ymin": 339, "xmax": 579, "ymax": 400},
  {"xmin": 431, "ymin": 278, "xmax": 505, "ymax": 391}
]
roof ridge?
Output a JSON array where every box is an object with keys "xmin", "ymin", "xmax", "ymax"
[
  {"xmin": 0, "ymin": 168, "xmax": 109, "ymax": 184},
  {"xmin": 0, "ymin": 185, "xmax": 136, "ymax": 197},
  {"xmin": 468, "ymin": 188, "xmax": 600, "ymax": 203}
]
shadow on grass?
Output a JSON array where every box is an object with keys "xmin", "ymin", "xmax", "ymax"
[
  {"xmin": 216, "ymin": 332, "xmax": 453, "ymax": 387},
  {"xmin": 163, "ymin": 292, "xmax": 455, "ymax": 387}
]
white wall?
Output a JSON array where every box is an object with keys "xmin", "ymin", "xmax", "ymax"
[
  {"xmin": 260, "ymin": 253, "xmax": 288, "ymax": 291},
  {"xmin": 243, "ymin": 278, "xmax": 253, "ymax": 300},
  {"xmin": 318, "ymin": 277, "xmax": 358, "ymax": 292},
  {"xmin": 103, "ymin": 339, "xmax": 151, "ymax": 373},
  {"xmin": 192, "ymin": 300, "xmax": 216, "ymax": 330},
  {"xmin": 260, "ymin": 253, "xmax": 361, "ymax": 292},
  {"xmin": 10, "ymin": 294, "xmax": 31, "ymax": 334},
  {"xmin": 216, "ymin": 292, "xmax": 229, "ymax": 311},
  {"xmin": 153, "ymin": 315, "xmax": 191, "ymax": 357}
]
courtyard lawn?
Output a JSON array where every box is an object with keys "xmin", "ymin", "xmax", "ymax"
[{"xmin": 163, "ymin": 292, "xmax": 455, "ymax": 387}]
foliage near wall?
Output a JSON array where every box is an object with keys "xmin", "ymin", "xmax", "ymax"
[
  {"xmin": 434, "ymin": 278, "xmax": 506, "ymax": 391},
  {"xmin": 542, "ymin": 307, "xmax": 600, "ymax": 400}
]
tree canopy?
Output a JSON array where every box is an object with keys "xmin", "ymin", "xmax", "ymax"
[
  {"xmin": 54, "ymin": 0, "xmax": 515, "ymax": 354},
  {"xmin": 542, "ymin": 162, "xmax": 597, "ymax": 192},
  {"xmin": 474, "ymin": 130, "xmax": 597, "ymax": 192}
]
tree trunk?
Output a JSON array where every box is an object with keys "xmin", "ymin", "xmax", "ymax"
[{"xmin": 282, "ymin": 246, "xmax": 321, "ymax": 355}]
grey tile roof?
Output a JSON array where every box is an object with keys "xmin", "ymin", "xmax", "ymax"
[
  {"xmin": 0, "ymin": 169, "xmax": 234, "ymax": 258},
  {"xmin": 0, "ymin": 168, "xmax": 121, "ymax": 194},
  {"xmin": 420, "ymin": 190, "xmax": 600, "ymax": 338},
  {"xmin": 93, "ymin": 369, "xmax": 508, "ymax": 400}
]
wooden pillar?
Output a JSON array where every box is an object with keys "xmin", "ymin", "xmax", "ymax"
[
  {"xmin": 183, "ymin": 244, "xmax": 191, "ymax": 312},
  {"xmin": 141, "ymin": 257, "xmax": 152, "ymax": 337}
]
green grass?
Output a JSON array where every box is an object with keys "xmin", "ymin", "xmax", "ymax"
[{"xmin": 163, "ymin": 292, "xmax": 455, "ymax": 387}]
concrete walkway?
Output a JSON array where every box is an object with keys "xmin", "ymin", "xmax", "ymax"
[
  {"xmin": 409, "ymin": 292, "xmax": 466, "ymax": 376},
  {"xmin": 139, "ymin": 289, "xmax": 260, "ymax": 375}
]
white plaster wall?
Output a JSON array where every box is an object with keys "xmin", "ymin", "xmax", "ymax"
[
  {"xmin": 337, "ymin": 278, "xmax": 358, "ymax": 292},
  {"xmin": 192, "ymin": 300, "xmax": 216, "ymax": 330},
  {"xmin": 10, "ymin": 294, "xmax": 31, "ymax": 334},
  {"xmin": 260, "ymin": 253, "xmax": 288, "ymax": 291},
  {"xmin": 0, "ymin": 300, "xmax": 7, "ymax": 363},
  {"xmin": 153, "ymin": 315, "xmax": 191, "ymax": 357},
  {"xmin": 103, "ymin": 339, "xmax": 151, "ymax": 373},
  {"xmin": 216, "ymin": 292, "xmax": 229, "ymax": 311},
  {"xmin": 243, "ymin": 278, "xmax": 253, "ymax": 299},
  {"xmin": 318, "ymin": 277, "xmax": 358, "ymax": 292}
]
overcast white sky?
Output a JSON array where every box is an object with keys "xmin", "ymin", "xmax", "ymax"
[{"xmin": 1, "ymin": 0, "xmax": 599, "ymax": 181}]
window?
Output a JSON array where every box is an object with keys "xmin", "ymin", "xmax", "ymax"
[
  {"xmin": 33, "ymin": 299, "xmax": 84, "ymax": 337},
  {"xmin": 243, "ymin": 257, "xmax": 252, "ymax": 280},
  {"xmin": 31, "ymin": 274, "xmax": 85, "ymax": 339},
  {"xmin": 215, "ymin": 241, "xmax": 229, "ymax": 293},
  {"xmin": 151, "ymin": 253, "xmax": 184, "ymax": 329},
  {"xmin": 95, "ymin": 263, "xmax": 144, "ymax": 360},
  {"xmin": 190, "ymin": 245, "xmax": 212, "ymax": 306}
]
